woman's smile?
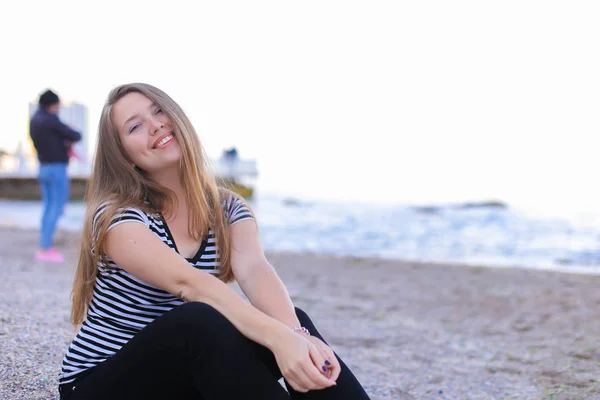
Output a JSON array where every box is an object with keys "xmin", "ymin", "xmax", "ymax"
[{"xmin": 152, "ymin": 132, "xmax": 175, "ymax": 149}]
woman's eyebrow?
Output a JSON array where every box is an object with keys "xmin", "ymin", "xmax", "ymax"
[
  {"xmin": 122, "ymin": 113, "xmax": 141, "ymax": 130},
  {"xmin": 122, "ymin": 104, "xmax": 157, "ymax": 130}
]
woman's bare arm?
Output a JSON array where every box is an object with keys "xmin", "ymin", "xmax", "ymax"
[
  {"xmin": 105, "ymin": 221, "xmax": 336, "ymax": 391},
  {"xmin": 230, "ymin": 219, "xmax": 301, "ymax": 328},
  {"xmin": 105, "ymin": 222, "xmax": 290, "ymax": 350}
]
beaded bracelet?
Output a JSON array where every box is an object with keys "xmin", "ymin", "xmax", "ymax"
[{"xmin": 292, "ymin": 326, "xmax": 310, "ymax": 336}]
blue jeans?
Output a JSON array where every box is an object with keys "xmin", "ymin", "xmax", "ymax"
[{"xmin": 38, "ymin": 163, "xmax": 70, "ymax": 249}]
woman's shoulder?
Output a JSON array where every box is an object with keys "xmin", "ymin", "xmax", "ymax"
[
  {"xmin": 218, "ymin": 188, "xmax": 254, "ymax": 225},
  {"xmin": 92, "ymin": 200, "xmax": 152, "ymax": 229},
  {"xmin": 94, "ymin": 200, "xmax": 150, "ymax": 216}
]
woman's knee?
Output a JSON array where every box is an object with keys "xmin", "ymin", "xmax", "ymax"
[
  {"xmin": 166, "ymin": 302, "xmax": 223, "ymax": 332},
  {"xmin": 173, "ymin": 302, "xmax": 224, "ymax": 322},
  {"xmin": 173, "ymin": 302, "xmax": 244, "ymax": 337},
  {"xmin": 175, "ymin": 303, "xmax": 315, "ymax": 335},
  {"xmin": 294, "ymin": 307, "xmax": 312, "ymax": 326}
]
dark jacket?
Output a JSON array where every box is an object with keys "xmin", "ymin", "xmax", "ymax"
[{"xmin": 30, "ymin": 109, "xmax": 82, "ymax": 164}]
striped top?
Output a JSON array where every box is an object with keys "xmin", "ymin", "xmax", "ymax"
[{"xmin": 59, "ymin": 195, "xmax": 253, "ymax": 385}]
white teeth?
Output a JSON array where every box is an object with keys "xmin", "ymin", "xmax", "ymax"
[{"xmin": 155, "ymin": 134, "xmax": 173, "ymax": 148}]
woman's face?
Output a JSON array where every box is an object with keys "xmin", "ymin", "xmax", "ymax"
[{"xmin": 112, "ymin": 92, "xmax": 181, "ymax": 176}]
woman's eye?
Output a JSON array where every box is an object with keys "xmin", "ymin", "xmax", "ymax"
[
  {"xmin": 129, "ymin": 123, "xmax": 140, "ymax": 133},
  {"xmin": 155, "ymin": 108, "xmax": 163, "ymax": 114}
]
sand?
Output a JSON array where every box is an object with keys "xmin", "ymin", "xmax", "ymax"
[{"xmin": 1, "ymin": 227, "xmax": 599, "ymax": 399}]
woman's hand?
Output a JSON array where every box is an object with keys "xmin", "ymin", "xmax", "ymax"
[
  {"xmin": 269, "ymin": 329, "xmax": 337, "ymax": 393},
  {"xmin": 305, "ymin": 336, "xmax": 341, "ymax": 382}
]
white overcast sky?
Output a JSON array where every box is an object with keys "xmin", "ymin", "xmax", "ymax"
[{"xmin": 1, "ymin": 1, "xmax": 599, "ymax": 216}]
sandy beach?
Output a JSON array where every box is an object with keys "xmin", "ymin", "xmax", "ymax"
[{"xmin": 1, "ymin": 227, "xmax": 600, "ymax": 400}]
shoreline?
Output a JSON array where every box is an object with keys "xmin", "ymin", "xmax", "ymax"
[
  {"xmin": 2, "ymin": 196, "xmax": 600, "ymax": 279},
  {"xmin": 4, "ymin": 224, "xmax": 600, "ymax": 278},
  {"xmin": 1, "ymin": 227, "xmax": 600, "ymax": 399}
]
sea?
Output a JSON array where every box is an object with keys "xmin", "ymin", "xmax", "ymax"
[{"xmin": 1, "ymin": 196, "xmax": 599, "ymax": 275}]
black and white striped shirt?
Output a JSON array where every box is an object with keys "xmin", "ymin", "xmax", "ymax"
[{"xmin": 59, "ymin": 195, "xmax": 253, "ymax": 385}]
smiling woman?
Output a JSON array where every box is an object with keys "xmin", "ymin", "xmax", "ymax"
[
  {"xmin": 113, "ymin": 92, "xmax": 181, "ymax": 175},
  {"xmin": 58, "ymin": 83, "xmax": 369, "ymax": 400}
]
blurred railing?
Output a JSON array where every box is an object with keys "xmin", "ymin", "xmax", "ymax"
[{"xmin": 0, "ymin": 154, "xmax": 258, "ymax": 181}]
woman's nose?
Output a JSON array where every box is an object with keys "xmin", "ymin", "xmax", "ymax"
[{"xmin": 149, "ymin": 117, "xmax": 164, "ymax": 135}]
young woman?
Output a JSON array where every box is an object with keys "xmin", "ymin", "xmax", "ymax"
[{"xmin": 58, "ymin": 83, "xmax": 369, "ymax": 399}]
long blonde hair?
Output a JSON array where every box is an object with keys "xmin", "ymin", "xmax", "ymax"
[{"xmin": 71, "ymin": 83, "xmax": 238, "ymax": 326}]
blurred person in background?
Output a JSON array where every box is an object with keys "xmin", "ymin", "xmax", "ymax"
[{"xmin": 29, "ymin": 89, "xmax": 82, "ymax": 263}]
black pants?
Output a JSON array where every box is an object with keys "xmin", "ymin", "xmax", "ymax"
[{"xmin": 59, "ymin": 303, "xmax": 370, "ymax": 399}]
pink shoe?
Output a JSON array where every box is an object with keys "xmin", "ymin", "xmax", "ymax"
[{"xmin": 35, "ymin": 248, "xmax": 65, "ymax": 263}]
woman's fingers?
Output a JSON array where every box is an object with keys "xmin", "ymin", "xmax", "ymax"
[
  {"xmin": 281, "ymin": 352, "xmax": 329, "ymax": 391},
  {"xmin": 307, "ymin": 336, "xmax": 341, "ymax": 381},
  {"xmin": 317, "ymin": 344, "xmax": 341, "ymax": 381},
  {"xmin": 274, "ymin": 332, "xmax": 336, "ymax": 393},
  {"xmin": 286, "ymin": 349, "xmax": 335, "ymax": 391},
  {"xmin": 313, "ymin": 340, "xmax": 340, "ymax": 381},
  {"xmin": 325, "ymin": 351, "xmax": 341, "ymax": 382},
  {"xmin": 309, "ymin": 342, "xmax": 331, "ymax": 377},
  {"xmin": 306, "ymin": 345, "xmax": 337, "ymax": 387},
  {"xmin": 316, "ymin": 346, "xmax": 335, "ymax": 379},
  {"xmin": 282, "ymin": 363, "xmax": 312, "ymax": 392}
]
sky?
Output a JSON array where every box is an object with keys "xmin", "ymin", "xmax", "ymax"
[{"xmin": 1, "ymin": 1, "xmax": 599, "ymax": 217}]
